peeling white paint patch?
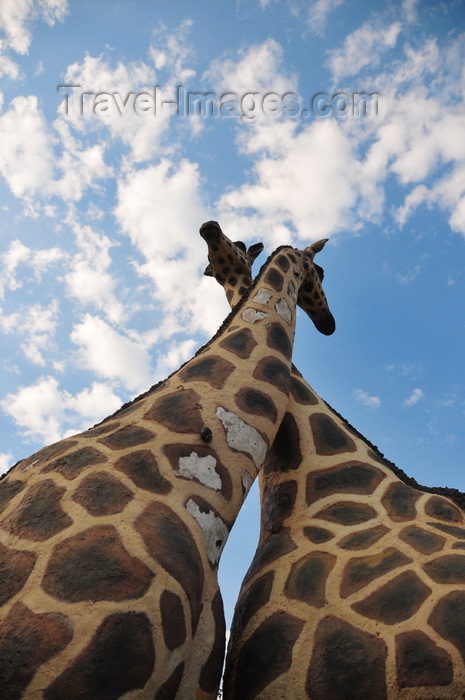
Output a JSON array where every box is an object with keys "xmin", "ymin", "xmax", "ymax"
[
  {"xmin": 252, "ymin": 288, "xmax": 273, "ymax": 306},
  {"xmin": 216, "ymin": 406, "xmax": 266, "ymax": 470},
  {"xmin": 275, "ymin": 297, "xmax": 292, "ymax": 325},
  {"xmin": 177, "ymin": 452, "xmax": 222, "ymax": 491},
  {"xmin": 241, "ymin": 308, "xmax": 270, "ymax": 324},
  {"xmin": 186, "ymin": 498, "xmax": 229, "ymax": 565},
  {"xmin": 241, "ymin": 469, "xmax": 254, "ymax": 495},
  {"xmin": 22, "ymin": 459, "xmax": 39, "ymax": 472},
  {"xmin": 288, "ymin": 280, "xmax": 297, "ymax": 304}
]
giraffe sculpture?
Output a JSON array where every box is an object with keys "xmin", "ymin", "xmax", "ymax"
[
  {"xmin": 0, "ymin": 221, "xmax": 334, "ymax": 700},
  {"xmin": 203, "ymin": 228, "xmax": 465, "ymax": 699}
]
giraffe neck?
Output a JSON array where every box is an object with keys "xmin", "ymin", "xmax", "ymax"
[
  {"xmin": 224, "ymin": 366, "xmax": 465, "ymax": 699},
  {"xmin": 0, "ymin": 243, "xmax": 309, "ymax": 700}
]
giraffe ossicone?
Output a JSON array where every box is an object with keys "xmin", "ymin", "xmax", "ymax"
[
  {"xmin": 0, "ymin": 221, "xmax": 334, "ymax": 700},
  {"xmin": 201, "ymin": 222, "xmax": 465, "ymax": 699}
]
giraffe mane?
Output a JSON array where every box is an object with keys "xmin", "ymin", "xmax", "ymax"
[{"xmin": 322, "ymin": 396, "xmax": 465, "ymax": 511}]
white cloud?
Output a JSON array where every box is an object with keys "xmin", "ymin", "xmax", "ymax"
[
  {"xmin": 0, "ymin": 239, "xmax": 31, "ymax": 298},
  {"xmin": 327, "ymin": 20, "xmax": 402, "ymax": 80},
  {"xmin": 54, "ymin": 119, "xmax": 111, "ymax": 201},
  {"xmin": 218, "ymin": 119, "xmax": 361, "ymax": 243},
  {"xmin": 0, "ymin": 0, "xmax": 68, "ymax": 54},
  {"xmin": 206, "ymin": 38, "xmax": 295, "ymax": 99},
  {"xmin": 0, "ymin": 52, "xmax": 19, "ymax": 79},
  {"xmin": 0, "ymin": 239, "xmax": 65, "ymax": 299},
  {"xmin": 404, "ymin": 387, "xmax": 423, "ymax": 407},
  {"xmin": 60, "ymin": 31, "xmax": 195, "ymax": 163},
  {"xmin": 0, "ymin": 375, "xmax": 121, "ymax": 445},
  {"xmin": 354, "ymin": 388, "xmax": 381, "ymax": 408},
  {"xmin": 0, "ymin": 94, "xmax": 109, "ymax": 201},
  {"xmin": 71, "ymin": 314, "xmax": 152, "ymax": 393},
  {"xmin": 114, "ymin": 159, "xmax": 230, "ymax": 339},
  {"xmin": 64, "ymin": 218, "xmax": 124, "ymax": 323},
  {"xmin": 18, "ymin": 299, "xmax": 59, "ymax": 365},
  {"xmin": 305, "ymin": 0, "xmax": 345, "ymax": 36},
  {"xmin": 0, "ymin": 452, "xmax": 13, "ymax": 475},
  {"xmin": 153, "ymin": 338, "xmax": 198, "ymax": 382},
  {"xmin": 0, "ymin": 95, "xmax": 55, "ymax": 197}
]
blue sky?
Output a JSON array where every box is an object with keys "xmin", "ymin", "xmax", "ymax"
[{"xmin": 0, "ymin": 0, "xmax": 464, "ymax": 628}]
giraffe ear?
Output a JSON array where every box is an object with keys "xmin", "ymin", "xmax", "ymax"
[
  {"xmin": 247, "ymin": 241, "xmax": 264, "ymax": 264},
  {"xmin": 204, "ymin": 263, "xmax": 213, "ymax": 277},
  {"xmin": 306, "ymin": 238, "xmax": 329, "ymax": 258}
]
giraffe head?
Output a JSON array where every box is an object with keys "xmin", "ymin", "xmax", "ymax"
[
  {"xmin": 298, "ymin": 238, "xmax": 335, "ymax": 335},
  {"xmin": 200, "ymin": 220, "xmax": 264, "ymax": 306},
  {"xmin": 200, "ymin": 220, "xmax": 335, "ymax": 336}
]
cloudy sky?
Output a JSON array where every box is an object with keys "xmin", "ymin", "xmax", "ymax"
[{"xmin": 0, "ymin": 0, "xmax": 464, "ymax": 627}]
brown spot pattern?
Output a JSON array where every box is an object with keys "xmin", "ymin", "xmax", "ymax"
[
  {"xmin": 144, "ymin": 388, "xmax": 203, "ymax": 433},
  {"xmin": 290, "ymin": 375, "xmax": 318, "ymax": 404},
  {"xmin": 43, "ymin": 446, "xmax": 107, "ymax": 480},
  {"xmin": 263, "ymin": 413, "xmax": 302, "ymax": 474},
  {"xmin": 114, "ymin": 449, "xmax": 172, "ymax": 494},
  {"xmin": 396, "ymin": 630, "xmax": 453, "ymax": 688},
  {"xmin": 425, "ymin": 495, "xmax": 464, "ymax": 523},
  {"xmin": 229, "ymin": 571, "xmax": 274, "ymax": 648},
  {"xmin": 2, "ymin": 479, "xmax": 72, "ymax": 541},
  {"xmin": 399, "ymin": 525, "xmax": 446, "ymax": 554},
  {"xmin": 72, "ymin": 472, "xmax": 134, "ymax": 516},
  {"xmin": 306, "ymin": 461, "xmax": 385, "ymax": 506},
  {"xmin": 266, "ymin": 322, "xmax": 292, "ymax": 359},
  {"xmin": 285, "ymin": 551, "xmax": 336, "ymax": 608},
  {"xmin": 44, "ymin": 612, "xmax": 154, "ymax": 700},
  {"xmin": 352, "ymin": 570, "xmax": 432, "ymax": 624},
  {"xmin": 264, "ymin": 412, "xmax": 302, "ymax": 474},
  {"xmin": 314, "ymin": 501, "xmax": 377, "ymax": 525},
  {"xmin": 160, "ymin": 590, "xmax": 186, "ymax": 650},
  {"xmin": 381, "ymin": 482, "xmax": 420, "ymax": 521},
  {"xmin": 264, "ymin": 267, "xmax": 284, "ymax": 291},
  {"xmin": 0, "ymin": 602, "xmax": 73, "ymax": 700},
  {"xmin": 261, "ymin": 479, "xmax": 297, "ymax": 534},
  {"xmin": 429, "ymin": 591, "xmax": 465, "ymax": 663},
  {"xmin": 0, "ymin": 542, "xmax": 37, "ymax": 605},
  {"xmin": 253, "ymin": 356, "xmax": 290, "ymax": 395},
  {"xmin": 82, "ymin": 422, "xmax": 119, "ymax": 437},
  {"xmin": 135, "ymin": 502, "xmax": 204, "ymax": 633},
  {"xmin": 306, "ymin": 616, "xmax": 387, "ymax": 700},
  {"xmin": 244, "ymin": 527, "xmax": 297, "ymax": 585},
  {"xmin": 429, "ymin": 522, "xmax": 465, "ymax": 539},
  {"xmin": 340, "ymin": 547, "xmax": 412, "ymax": 598},
  {"xmin": 42, "ymin": 525, "xmax": 154, "ymax": 602},
  {"xmin": 235, "ymin": 386, "xmax": 277, "ymax": 423},
  {"xmin": 179, "ymin": 355, "xmax": 235, "ymax": 389},
  {"xmin": 154, "ymin": 663, "xmax": 184, "ymax": 699},
  {"xmin": 199, "ymin": 590, "xmax": 226, "ymax": 694},
  {"xmin": 219, "ymin": 328, "xmax": 257, "ymax": 358},
  {"xmin": 0, "ymin": 479, "xmax": 25, "ymax": 514},
  {"xmin": 98, "ymin": 425, "xmax": 155, "ymax": 450},
  {"xmin": 424, "ymin": 554, "xmax": 465, "ymax": 583},
  {"xmin": 304, "ymin": 525, "xmax": 334, "ymax": 543},
  {"xmin": 338, "ymin": 524, "xmax": 389, "ymax": 550},
  {"xmin": 310, "ymin": 413, "xmax": 357, "ymax": 455},
  {"xmin": 226, "ymin": 611, "xmax": 304, "ymax": 700},
  {"xmin": 19, "ymin": 439, "xmax": 78, "ymax": 471}
]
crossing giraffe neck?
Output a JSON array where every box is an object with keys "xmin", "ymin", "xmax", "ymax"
[
  {"xmin": 201, "ymin": 225, "xmax": 465, "ymax": 698},
  {"xmin": 224, "ymin": 381, "xmax": 465, "ymax": 699},
  {"xmin": 204, "ymin": 254, "xmax": 465, "ymax": 700},
  {"xmin": 0, "ymin": 224, "xmax": 333, "ymax": 700}
]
